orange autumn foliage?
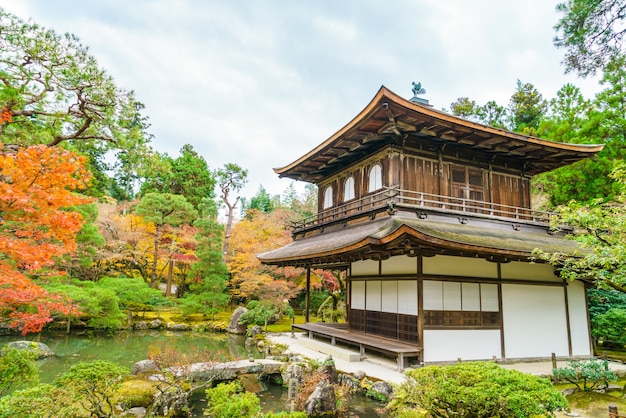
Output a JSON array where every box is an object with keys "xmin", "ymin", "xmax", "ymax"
[
  {"xmin": 0, "ymin": 108, "xmax": 11, "ymax": 124},
  {"xmin": 0, "ymin": 144, "xmax": 91, "ymax": 333},
  {"xmin": 226, "ymin": 209, "xmax": 294, "ymax": 300}
]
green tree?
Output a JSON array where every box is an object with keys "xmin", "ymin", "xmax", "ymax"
[
  {"xmin": 180, "ymin": 199, "xmax": 229, "ymax": 316},
  {"xmin": 97, "ymin": 276, "xmax": 169, "ymax": 312},
  {"xmin": 534, "ymin": 165, "xmax": 626, "ymax": 293},
  {"xmin": 449, "ymin": 97, "xmax": 479, "ymax": 121},
  {"xmin": 478, "ymin": 100, "xmax": 508, "ymax": 129},
  {"xmin": 0, "ymin": 347, "xmax": 38, "ymax": 397},
  {"xmin": 509, "ymin": 80, "xmax": 548, "ymax": 133},
  {"xmin": 53, "ymin": 360, "xmax": 129, "ymax": 418},
  {"xmin": 591, "ymin": 308, "xmax": 626, "ymax": 346},
  {"xmin": 45, "ymin": 281, "xmax": 126, "ymax": 332},
  {"xmin": 0, "ymin": 7, "xmax": 153, "ymax": 199},
  {"xmin": 141, "ymin": 145, "xmax": 215, "ymax": 211},
  {"xmin": 0, "ymin": 7, "xmax": 147, "ymax": 147},
  {"xmin": 245, "ymin": 185, "xmax": 276, "ymax": 214},
  {"xmin": 215, "ymin": 163, "xmax": 248, "ymax": 256},
  {"xmin": 57, "ymin": 203, "xmax": 106, "ymax": 282},
  {"xmin": 135, "ymin": 193, "xmax": 198, "ymax": 288},
  {"xmin": 554, "ymin": 0, "xmax": 626, "ymax": 76},
  {"xmin": 387, "ymin": 362, "xmax": 567, "ymax": 417}
]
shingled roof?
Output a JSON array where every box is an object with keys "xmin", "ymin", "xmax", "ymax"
[
  {"xmin": 258, "ymin": 215, "xmax": 581, "ymax": 267},
  {"xmin": 274, "ymin": 86, "xmax": 603, "ymax": 182}
]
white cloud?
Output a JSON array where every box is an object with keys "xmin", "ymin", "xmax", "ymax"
[{"xmin": 0, "ymin": 0, "xmax": 603, "ymax": 202}]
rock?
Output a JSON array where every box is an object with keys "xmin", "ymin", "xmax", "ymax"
[
  {"xmin": 132, "ymin": 360, "xmax": 160, "ymax": 375},
  {"xmin": 338, "ymin": 373, "xmax": 361, "ymax": 392},
  {"xmin": 282, "ymin": 363, "xmax": 304, "ymax": 384},
  {"xmin": 5, "ymin": 341, "xmax": 54, "ymax": 358},
  {"xmin": 353, "ymin": 370, "xmax": 366, "ymax": 380},
  {"xmin": 134, "ymin": 321, "xmax": 148, "ymax": 330},
  {"xmin": 148, "ymin": 319, "xmax": 163, "ymax": 329},
  {"xmin": 561, "ymin": 387, "xmax": 578, "ymax": 396},
  {"xmin": 119, "ymin": 407, "xmax": 147, "ymax": 417},
  {"xmin": 250, "ymin": 325, "xmax": 263, "ymax": 338},
  {"xmin": 369, "ymin": 381, "xmax": 394, "ymax": 401},
  {"xmin": 319, "ymin": 356, "xmax": 338, "ymax": 384},
  {"xmin": 148, "ymin": 385, "xmax": 189, "ymax": 417},
  {"xmin": 304, "ymin": 380, "xmax": 337, "ymax": 417},
  {"xmin": 228, "ymin": 307, "xmax": 248, "ymax": 334},
  {"xmin": 166, "ymin": 323, "xmax": 189, "ymax": 331}
]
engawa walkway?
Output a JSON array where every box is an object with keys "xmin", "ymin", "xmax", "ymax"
[{"xmin": 291, "ymin": 322, "xmax": 422, "ymax": 371}]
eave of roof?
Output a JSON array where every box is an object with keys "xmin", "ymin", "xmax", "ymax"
[
  {"xmin": 274, "ymin": 86, "xmax": 604, "ymax": 182},
  {"xmin": 257, "ymin": 216, "xmax": 581, "ymax": 266}
]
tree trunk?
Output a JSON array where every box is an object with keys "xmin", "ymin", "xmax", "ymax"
[
  {"xmin": 222, "ymin": 196, "xmax": 240, "ymax": 257},
  {"xmin": 165, "ymin": 259, "xmax": 174, "ymax": 296},
  {"xmin": 151, "ymin": 228, "xmax": 160, "ymax": 288}
]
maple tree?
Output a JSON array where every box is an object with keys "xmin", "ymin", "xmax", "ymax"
[
  {"xmin": 226, "ymin": 208, "xmax": 299, "ymax": 302},
  {"xmin": 0, "ymin": 144, "xmax": 91, "ymax": 333}
]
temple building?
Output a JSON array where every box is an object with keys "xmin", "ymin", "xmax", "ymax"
[{"xmin": 258, "ymin": 85, "xmax": 603, "ymax": 367}]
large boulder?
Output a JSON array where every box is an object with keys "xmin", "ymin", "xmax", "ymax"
[
  {"xmin": 227, "ymin": 307, "xmax": 248, "ymax": 334},
  {"xmin": 148, "ymin": 319, "xmax": 163, "ymax": 329},
  {"xmin": 369, "ymin": 381, "xmax": 394, "ymax": 401},
  {"xmin": 147, "ymin": 385, "xmax": 189, "ymax": 417},
  {"xmin": 6, "ymin": 341, "xmax": 54, "ymax": 359},
  {"xmin": 132, "ymin": 360, "xmax": 160, "ymax": 375},
  {"xmin": 319, "ymin": 356, "xmax": 338, "ymax": 384},
  {"xmin": 304, "ymin": 380, "xmax": 337, "ymax": 417},
  {"xmin": 166, "ymin": 323, "xmax": 189, "ymax": 331}
]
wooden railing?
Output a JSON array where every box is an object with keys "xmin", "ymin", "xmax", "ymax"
[{"xmin": 292, "ymin": 186, "xmax": 554, "ymax": 233}]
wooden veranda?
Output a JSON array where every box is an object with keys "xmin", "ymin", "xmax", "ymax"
[{"xmin": 291, "ymin": 322, "xmax": 422, "ymax": 371}]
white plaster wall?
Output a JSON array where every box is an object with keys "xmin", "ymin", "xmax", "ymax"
[
  {"xmin": 366, "ymin": 280, "xmax": 381, "ymax": 310},
  {"xmin": 423, "ymin": 330, "xmax": 501, "ymax": 363},
  {"xmin": 351, "ymin": 281, "xmax": 365, "ymax": 309},
  {"xmin": 568, "ymin": 281, "xmax": 592, "ymax": 356},
  {"xmin": 423, "ymin": 255, "xmax": 498, "ymax": 278},
  {"xmin": 502, "ymin": 284, "xmax": 569, "ymax": 358},
  {"xmin": 351, "ymin": 260, "xmax": 378, "ymax": 276},
  {"xmin": 500, "ymin": 261, "xmax": 559, "ymax": 282},
  {"xmin": 381, "ymin": 255, "xmax": 417, "ymax": 275}
]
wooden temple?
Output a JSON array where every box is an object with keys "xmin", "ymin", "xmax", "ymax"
[{"xmin": 258, "ymin": 85, "xmax": 603, "ymax": 367}]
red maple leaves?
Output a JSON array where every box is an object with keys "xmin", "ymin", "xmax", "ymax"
[{"xmin": 0, "ymin": 144, "xmax": 91, "ymax": 333}]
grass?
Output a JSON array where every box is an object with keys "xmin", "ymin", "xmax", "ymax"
[{"xmin": 130, "ymin": 306, "xmax": 310, "ymax": 333}]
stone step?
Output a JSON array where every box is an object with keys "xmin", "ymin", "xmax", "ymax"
[{"xmin": 296, "ymin": 337, "xmax": 362, "ymax": 362}]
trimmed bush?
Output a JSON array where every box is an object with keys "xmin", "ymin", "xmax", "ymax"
[{"xmin": 387, "ymin": 361, "xmax": 567, "ymax": 417}]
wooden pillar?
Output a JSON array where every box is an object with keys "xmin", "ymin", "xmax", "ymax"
[
  {"xmin": 305, "ymin": 266, "xmax": 311, "ymax": 323},
  {"xmin": 563, "ymin": 280, "xmax": 573, "ymax": 356}
]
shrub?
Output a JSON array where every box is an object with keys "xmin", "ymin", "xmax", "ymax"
[
  {"xmin": 0, "ymin": 347, "xmax": 38, "ymax": 397},
  {"xmin": 0, "ymin": 384, "xmax": 85, "ymax": 418},
  {"xmin": 54, "ymin": 360, "xmax": 129, "ymax": 418},
  {"xmin": 553, "ymin": 358, "xmax": 618, "ymax": 391},
  {"xmin": 387, "ymin": 362, "xmax": 567, "ymax": 418},
  {"xmin": 204, "ymin": 381, "xmax": 261, "ymax": 418}
]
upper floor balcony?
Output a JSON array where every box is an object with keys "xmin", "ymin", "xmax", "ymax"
[{"xmin": 292, "ymin": 186, "xmax": 554, "ymax": 238}]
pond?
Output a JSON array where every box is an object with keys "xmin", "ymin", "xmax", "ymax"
[{"xmin": 0, "ymin": 330, "xmax": 387, "ymax": 417}]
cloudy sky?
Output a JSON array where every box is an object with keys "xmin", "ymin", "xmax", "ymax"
[{"xmin": 0, "ymin": 1, "xmax": 602, "ymax": 201}]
